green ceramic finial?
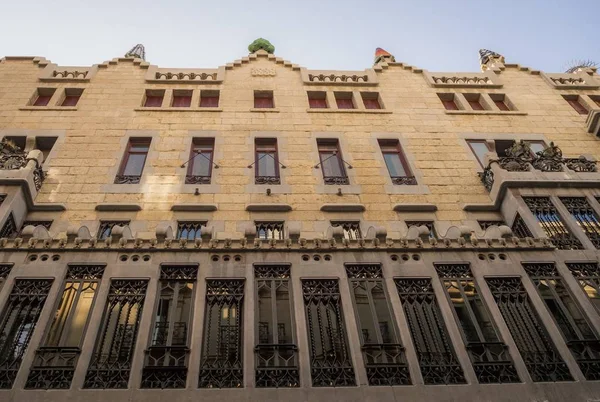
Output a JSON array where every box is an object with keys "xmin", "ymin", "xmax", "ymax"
[{"xmin": 248, "ymin": 38, "xmax": 275, "ymax": 54}]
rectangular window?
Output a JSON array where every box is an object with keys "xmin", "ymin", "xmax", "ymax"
[
  {"xmin": 198, "ymin": 279, "xmax": 245, "ymax": 388},
  {"xmin": 346, "ymin": 264, "xmax": 410, "ymax": 386},
  {"xmin": 489, "ymin": 94, "xmax": 510, "ymax": 111},
  {"xmin": 115, "ymin": 138, "xmax": 151, "ymax": 184},
  {"xmin": 465, "ymin": 94, "xmax": 485, "ymax": 110},
  {"xmin": 172, "ymin": 90, "xmax": 192, "ymax": 107},
  {"xmin": 486, "ymin": 276, "xmax": 572, "ymax": 382},
  {"xmin": 334, "ymin": 92, "xmax": 354, "ymax": 109},
  {"xmin": 563, "ymin": 95, "xmax": 588, "ymax": 115},
  {"xmin": 406, "ymin": 221, "xmax": 436, "ymax": 239},
  {"xmin": 254, "ymin": 90, "xmax": 274, "ymax": 108},
  {"xmin": 141, "ymin": 266, "xmax": 197, "ymax": 389},
  {"xmin": 60, "ymin": 88, "xmax": 83, "ymax": 107},
  {"xmin": 378, "ymin": 139, "xmax": 416, "ymax": 185},
  {"xmin": 317, "ymin": 139, "xmax": 348, "ymax": 185},
  {"xmin": 83, "ymin": 279, "xmax": 148, "ymax": 389},
  {"xmin": 255, "ymin": 138, "xmax": 280, "ymax": 185},
  {"xmin": 435, "ymin": 263, "xmax": 519, "ymax": 384},
  {"xmin": 25, "ymin": 265, "xmax": 104, "ymax": 390},
  {"xmin": 302, "ymin": 279, "xmax": 356, "ymax": 386},
  {"xmin": 176, "ymin": 221, "xmax": 205, "ymax": 240},
  {"xmin": 254, "ymin": 265, "xmax": 299, "ymax": 387},
  {"xmin": 559, "ymin": 197, "xmax": 600, "ymax": 248},
  {"xmin": 331, "ymin": 221, "xmax": 362, "ymax": 240},
  {"xmin": 0, "ymin": 213, "xmax": 18, "ymax": 239},
  {"xmin": 467, "ymin": 140, "xmax": 492, "ymax": 167},
  {"xmin": 438, "ymin": 93, "xmax": 459, "ymax": 110},
  {"xmin": 97, "ymin": 220, "xmax": 129, "ymax": 240},
  {"xmin": 0, "ymin": 279, "xmax": 53, "ymax": 389},
  {"xmin": 186, "ymin": 138, "xmax": 214, "ymax": 184},
  {"xmin": 361, "ymin": 92, "xmax": 381, "ymax": 109},
  {"xmin": 4, "ymin": 136, "xmax": 26, "ymax": 151},
  {"xmin": 307, "ymin": 91, "xmax": 327, "ymax": 109},
  {"xmin": 566, "ymin": 262, "xmax": 600, "ymax": 315},
  {"xmin": 144, "ymin": 90, "xmax": 165, "ymax": 107},
  {"xmin": 523, "ymin": 197, "xmax": 583, "ymax": 250},
  {"xmin": 256, "ymin": 222, "xmax": 284, "ymax": 240},
  {"xmin": 32, "ymin": 88, "xmax": 55, "ymax": 107},
  {"xmin": 199, "ymin": 90, "xmax": 219, "ymax": 107},
  {"xmin": 394, "ymin": 278, "xmax": 466, "ymax": 384}
]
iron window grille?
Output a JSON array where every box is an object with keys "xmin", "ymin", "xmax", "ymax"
[
  {"xmin": 25, "ymin": 265, "xmax": 104, "ymax": 389},
  {"xmin": 485, "ymin": 276, "xmax": 573, "ymax": 382},
  {"xmin": 406, "ymin": 221, "xmax": 436, "ymax": 239},
  {"xmin": 256, "ymin": 222, "xmax": 284, "ymax": 240},
  {"xmin": 176, "ymin": 221, "xmax": 205, "ymax": 240},
  {"xmin": 394, "ymin": 278, "xmax": 466, "ymax": 384},
  {"xmin": 83, "ymin": 279, "xmax": 148, "ymax": 389},
  {"xmin": 0, "ymin": 279, "xmax": 54, "ymax": 389},
  {"xmin": 478, "ymin": 220, "xmax": 506, "ymax": 231},
  {"xmin": 523, "ymin": 197, "xmax": 583, "ymax": 250},
  {"xmin": 566, "ymin": 262, "xmax": 600, "ymax": 315},
  {"xmin": 378, "ymin": 139, "xmax": 417, "ymax": 185},
  {"xmin": 186, "ymin": 138, "xmax": 214, "ymax": 185},
  {"xmin": 97, "ymin": 221, "xmax": 129, "ymax": 240},
  {"xmin": 0, "ymin": 194, "xmax": 6, "ymax": 206},
  {"xmin": 346, "ymin": 264, "xmax": 411, "ymax": 386},
  {"xmin": 141, "ymin": 266, "xmax": 198, "ymax": 389},
  {"xmin": 559, "ymin": 197, "xmax": 600, "ymax": 249},
  {"xmin": 0, "ymin": 213, "xmax": 17, "ymax": 239},
  {"xmin": 198, "ymin": 279, "xmax": 245, "ymax": 388},
  {"xmin": 523, "ymin": 262, "xmax": 600, "ymax": 380},
  {"xmin": 114, "ymin": 138, "xmax": 151, "ymax": 184},
  {"xmin": 332, "ymin": 221, "xmax": 362, "ymax": 240},
  {"xmin": 254, "ymin": 265, "xmax": 299, "ymax": 388},
  {"xmin": 434, "ymin": 263, "xmax": 519, "ymax": 383},
  {"xmin": 0, "ymin": 264, "xmax": 11, "ymax": 292},
  {"xmin": 254, "ymin": 138, "xmax": 281, "ymax": 185},
  {"xmin": 302, "ymin": 278, "xmax": 356, "ymax": 387},
  {"xmin": 317, "ymin": 139, "xmax": 349, "ymax": 185},
  {"xmin": 511, "ymin": 213, "xmax": 534, "ymax": 238}
]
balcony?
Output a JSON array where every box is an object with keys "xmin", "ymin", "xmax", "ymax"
[
  {"xmin": 24, "ymin": 346, "xmax": 81, "ymax": 389},
  {"xmin": 254, "ymin": 343, "xmax": 300, "ymax": 387},
  {"xmin": 361, "ymin": 343, "xmax": 411, "ymax": 386},
  {"xmin": 465, "ymin": 342, "xmax": 519, "ymax": 383},
  {"xmin": 566, "ymin": 339, "xmax": 600, "ymax": 381}
]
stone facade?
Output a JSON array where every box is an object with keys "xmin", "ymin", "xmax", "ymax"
[{"xmin": 0, "ymin": 45, "xmax": 599, "ymax": 401}]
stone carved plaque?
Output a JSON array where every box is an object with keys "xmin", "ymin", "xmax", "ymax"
[{"xmin": 251, "ymin": 68, "xmax": 276, "ymax": 77}]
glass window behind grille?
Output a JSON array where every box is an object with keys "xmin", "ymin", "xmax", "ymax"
[
  {"xmin": 189, "ymin": 138, "xmax": 214, "ymax": 178},
  {"xmin": 467, "ymin": 140, "xmax": 492, "ymax": 167},
  {"xmin": 153, "ymin": 281, "xmax": 194, "ymax": 346},
  {"xmin": 256, "ymin": 222, "xmax": 284, "ymax": 240},
  {"xmin": 351, "ymin": 280, "xmax": 396, "ymax": 344},
  {"xmin": 255, "ymin": 138, "xmax": 278, "ymax": 178},
  {"xmin": 317, "ymin": 140, "xmax": 345, "ymax": 178},
  {"xmin": 379, "ymin": 140, "xmax": 411, "ymax": 178},
  {"xmin": 120, "ymin": 138, "xmax": 150, "ymax": 177}
]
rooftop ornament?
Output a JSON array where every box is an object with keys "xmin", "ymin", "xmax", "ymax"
[
  {"xmin": 374, "ymin": 47, "xmax": 395, "ymax": 65},
  {"xmin": 479, "ymin": 48, "xmax": 504, "ymax": 71},
  {"xmin": 564, "ymin": 59, "xmax": 598, "ymax": 74},
  {"xmin": 125, "ymin": 44, "xmax": 146, "ymax": 60},
  {"xmin": 248, "ymin": 38, "xmax": 275, "ymax": 54}
]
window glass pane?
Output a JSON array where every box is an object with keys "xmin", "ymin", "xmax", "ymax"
[
  {"xmin": 276, "ymin": 284, "xmax": 291, "ymax": 344},
  {"xmin": 173, "ymin": 283, "xmax": 193, "ymax": 345},
  {"xmin": 191, "ymin": 151, "xmax": 212, "ymax": 176},
  {"xmin": 45, "ymin": 283, "xmax": 79, "ymax": 346},
  {"xmin": 64, "ymin": 283, "xmax": 97, "ymax": 346},
  {"xmin": 257, "ymin": 152, "xmax": 276, "ymax": 177},
  {"xmin": 123, "ymin": 153, "xmax": 147, "ymax": 176},
  {"xmin": 257, "ymin": 283, "xmax": 273, "ymax": 344},
  {"xmin": 383, "ymin": 153, "xmax": 406, "ymax": 177},
  {"xmin": 320, "ymin": 152, "xmax": 343, "ymax": 177},
  {"xmin": 371, "ymin": 284, "xmax": 395, "ymax": 343},
  {"xmin": 354, "ymin": 283, "xmax": 377, "ymax": 344},
  {"xmin": 468, "ymin": 141, "xmax": 490, "ymax": 166},
  {"xmin": 527, "ymin": 141, "xmax": 546, "ymax": 155}
]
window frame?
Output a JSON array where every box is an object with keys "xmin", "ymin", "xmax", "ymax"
[
  {"xmin": 255, "ymin": 221, "xmax": 284, "ymax": 240},
  {"xmin": 97, "ymin": 220, "xmax": 130, "ymax": 240},
  {"xmin": 186, "ymin": 138, "xmax": 215, "ymax": 184},
  {"xmin": 176, "ymin": 221, "xmax": 206, "ymax": 240},
  {"xmin": 378, "ymin": 139, "xmax": 414, "ymax": 183},
  {"xmin": 254, "ymin": 90, "xmax": 274, "ymax": 109},
  {"xmin": 317, "ymin": 139, "xmax": 348, "ymax": 184},
  {"xmin": 254, "ymin": 138, "xmax": 280, "ymax": 183},
  {"xmin": 116, "ymin": 138, "xmax": 151, "ymax": 181}
]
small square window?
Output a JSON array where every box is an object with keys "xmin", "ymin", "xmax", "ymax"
[
  {"xmin": 61, "ymin": 88, "xmax": 83, "ymax": 107},
  {"xmin": 177, "ymin": 221, "xmax": 205, "ymax": 240},
  {"xmin": 307, "ymin": 91, "xmax": 327, "ymax": 109},
  {"xmin": 254, "ymin": 91, "xmax": 274, "ymax": 108},
  {"xmin": 143, "ymin": 90, "xmax": 165, "ymax": 107},
  {"xmin": 563, "ymin": 95, "xmax": 588, "ymax": 115},
  {"xmin": 438, "ymin": 93, "xmax": 459, "ymax": 110},
  {"xmin": 31, "ymin": 88, "xmax": 56, "ymax": 107},
  {"xmin": 200, "ymin": 90, "xmax": 219, "ymax": 107},
  {"xmin": 589, "ymin": 95, "xmax": 600, "ymax": 109},
  {"xmin": 172, "ymin": 90, "xmax": 192, "ymax": 107},
  {"xmin": 256, "ymin": 222, "xmax": 284, "ymax": 240},
  {"xmin": 331, "ymin": 221, "xmax": 362, "ymax": 240},
  {"xmin": 361, "ymin": 92, "xmax": 381, "ymax": 109},
  {"xmin": 489, "ymin": 94, "xmax": 510, "ymax": 111},
  {"xmin": 334, "ymin": 92, "xmax": 354, "ymax": 109},
  {"xmin": 464, "ymin": 94, "xmax": 485, "ymax": 111},
  {"xmin": 467, "ymin": 139, "xmax": 493, "ymax": 167}
]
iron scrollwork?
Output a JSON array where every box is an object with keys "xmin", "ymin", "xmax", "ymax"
[
  {"xmin": 24, "ymin": 346, "xmax": 81, "ymax": 389},
  {"xmin": 255, "ymin": 175, "xmax": 281, "ymax": 185},
  {"xmin": 114, "ymin": 174, "xmax": 141, "ymax": 184},
  {"xmin": 390, "ymin": 176, "xmax": 417, "ymax": 185},
  {"xmin": 323, "ymin": 175, "xmax": 350, "ymax": 185},
  {"xmin": 523, "ymin": 197, "xmax": 583, "ymax": 250},
  {"xmin": 185, "ymin": 175, "xmax": 211, "ymax": 184}
]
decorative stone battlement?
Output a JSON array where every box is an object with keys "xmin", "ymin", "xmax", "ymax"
[{"xmin": 424, "ymin": 70, "xmax": 502, "ymax": 88}]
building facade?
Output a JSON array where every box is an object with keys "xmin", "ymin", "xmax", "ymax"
[{"xmin": 0, "ymin": 41, "xmax": 600, "ymax": 401}]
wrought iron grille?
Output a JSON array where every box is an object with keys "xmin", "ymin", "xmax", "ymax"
[
  {"xmin": 256, "ymin": 222, "xmax": 284, "ymax": 240},
  {"xmin": 323, "ymin": 175, "xmax": 350, "ymax": 185},
  {"xmin": 255, "ymin": 176, "xmax": 281, "ymax": 185},
  {"xmin": 254, "ymin": 265, "xmax": 299, "ymax": 387},
  {"xmin": 0, "ymin": 279, "xmax": 53, "ymax": 389},
  {"xmin": 523, "ymin": 197, "xmax": 583, "ymax": 250},
  {"xmin": 523, "ymin": 262, "xmax": 600, "ymax": 380},
  {"xmin": 390, "ymin": 176, "xmax": 418, "ymax": 185},
  {"xmin": 511, "ymin": 213, "xmax": 534, "ymax": 238},
  {"xmin": 406, "ymin": 221, "xmax": 436, "ymax": 238},
  {"xmin": 83, "ymin": 280, "xmax": 148, "ymax": 389},
  {"xmin": 394, "ymin": 278, "xmax": 466, "ymax": 384},
  {"xmin": 25, "ymin": 265, "xmax": 104, "ymax": 389},
  {"xmin": 0, "ymin": 213, "xmax": 17, "ymax": 239},
  {"xmin": 332, "ymin": 221, "xmax": 362, "ymax": 240},
  {"xmin": 347, "ymin": 265, "xmax": 411, "ymax": 385},
  {"xmin": 114, "ymin": 175, "xmax": 141, "ymax": 184},
  {"xmin": 198, "ymin": 279, "xmax": 245, "ymax": 388},
  {"xmin": 478, "ymin": 220, "xmax": 506, "ymax": 231},
  {"xmin": 560, "ymin": 197, "xmax": 600, "ymax": 248},
  {"xmin": 0, "ymin": 264, "xmax": 11, "ymax": 292},
  {"xmin": 142, "ymin": 267, "xmax": 196, "ymax": 389},
  {"xmin": 435, "ymin": 263, "xmax": 519, "ymax": 383},
  {"xmin": 97, "ymin": 221, "xmax": 129, "ymax": 240},
  {"xmin": 0, "ymin": 194, "xmax": 6, "ymax": 205},
  {"xmin": 302, "ymin": 279, "xmax": 356, "ymax": 387},
  {"xmin": 486, "ymin": 276, "xmax": 573, "ymax": 382},
  {"xmin": 176, "ymin": 221, "xmax": 204, "ymax": 240},
  {"xmin": 566, "ymin": 262, "xmax": 600, "ymax": 315}
]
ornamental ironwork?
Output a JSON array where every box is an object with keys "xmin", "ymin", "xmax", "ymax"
[
  {"xmin": 83, "ymin": 280, "xmax": 148, "ymax": 389},
  {"xmin": 345, "ymin": 264, "xmax": 383, "ymax": 279},
  {"xmin": 564, "ymin": 157, "xmax": 597, "ymax": 172},
  {"xmin": 185, "ymin": 175, "xmax": 211, "ymax": 185},
  {"xmin": 434, "ymin": 263, "xmax": 472, "ymax": 279},
  {"xmin": 523, "ymin": 197, "xmax": 583, "ymax": 250},
  {"xmin": 511, "ymin": 213, "xmax": 534, "ymax": 238},
  {"xmin": 332, "ymin": 221, "xmax": 362, "ymax": 240},
  {"xmin": 302, "ymin": 279, "xmax": 356, "ymax": 387},
  {"xmin": 486, "ymin": 277, "xmax": 573, "ymax": 382},
  {"xmin": 159, "ymin": 265, "xmax": 198, "ymax": 281},
  {"xmin": 478, "ymin": 220, "xmax": 506, "ymax": 230},
  {"xmin": 254, "ymin": 265, "xmax": 290, "ymax": 279},
  {"xmin": 65, "ymin": 265, "xmax": 105, "ymax": 280},
  {"xmin": 566, "ymin": 262, "xmax": 600, "ymax": 315},
  {"xmin": 323, "ymin": 175, "xmax": 350, "ymax": 185},
  {"xmin": 0, "ymin": 264, "xmax": 11, "ymax": 280},
  {"xmin": 0, "ymin": 279, "xmax": 53, "ymax": 389},
  {"xmin": 198, "ymin": 279, "xmax": 245, "ymax": 388},
  {"xmin": 0, "ymin": 139, "xmax": 27, "ymax": 170},
  {"xmin": 394, "ymin": 278, "xmax": 466, "ymax": 384},
  {"xmin": 532, "ymin": 142, "xmax": 563, "ymax": 172},
  {"xmin": 114, "ymin": 174, "xmax": 141, "ymax": 184},
  {"xmin": 391, "ymin": 176, "xmax": 417, "ymax": 185},
  {"xmin": 255, "ymin": 175, "xmax": 281, "ymax": 185},
  {"xmin": 0, "ymin": 213, "xmax": 17, "ymax": 239},
  {"xmin": 560, "ymin": 197, "xmax": 600, "ymax": 248}
]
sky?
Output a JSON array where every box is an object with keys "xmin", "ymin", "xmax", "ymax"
[{"xmin": 1, "ymin": 0, "xmax": 599, "ymax": 73}]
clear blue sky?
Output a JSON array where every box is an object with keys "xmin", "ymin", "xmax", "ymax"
[{"xmin": 2, "ymin": 0, "xmax": 599, "ymax": 72}]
